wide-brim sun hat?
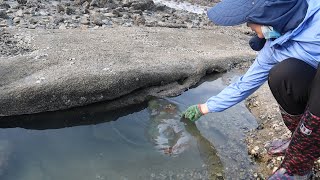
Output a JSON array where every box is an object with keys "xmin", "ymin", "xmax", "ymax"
[{"xmin": 207, "ymin": 0, "xmax": 265, "ymax": 26}]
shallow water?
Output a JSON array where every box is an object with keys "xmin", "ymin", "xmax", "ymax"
[
  {"xmin": 153, "ymin": 0, "xmax": 209, "ymax": 14},
  {"xmin": 0, "ymin": 71, "xmax": 257, "ymax": 179}
]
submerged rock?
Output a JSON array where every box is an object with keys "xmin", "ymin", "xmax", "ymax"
[
  {"xmin": 147, "ymin": 98, "xmax": 225, "ymax": 179},
  {"xmin": 147, "ymin": 99, "xmax": 191, "ymax": 156}
]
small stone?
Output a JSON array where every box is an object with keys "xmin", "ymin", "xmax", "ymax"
[
  {"xmin": 250, "ymin": 149, "xmax": 256, "ymax": 155},
  {"xmin": 16, "ymin": 9, "xmax": 24, "ymax": 17},
  {"xmin": 59, "ymin": 24, "xmax": 66, "ymax": 29},
  {"xmin": 24, "ymin": 8, "xmax": 33, "ymax": 15},
  {"xmin": 104, "ymin": 13, "xmax": 115, "ymax": 18},
  {"xmin": 92, "ymin": 13, "xmax": 103, "ymax": 26},
  {"xmin": 122, "ymin": 22, "xmax": 132, "ymax": 27},
  {"xmin": 33, "ymin": 11, "xmax": 40, "ymax": 16},
  {"xmin": 80, "ymin": 17, "xmax": 89, "ymax": 25},
  {"xmin": 28, "ymin": 24, "xmax": 37, "ymax": 29},
  {"xmin": 272, "ymin": 167, "xmax": 278, "ymax": 173},
  {"xmin": 39, "ymin": 10, "xmax": 49, "ymax": 16},
  {"xmin": 65, "ymin": 7, "xmax": 75, "ymax": 15},
  {"xmin": 272, "ymin": 123, "xmax": 279, "ymax": 128},
  {"xmin": 17, "ymin": 0, "xmax": 27, "ymax": 5},
  {"xmin": 268, "ymin": 132, "xmax": 274, "ymax": 136},
  {"xmin": 10, "ymin": 2, "xmax": 20, "ymax": 9},
  {"xmin": 80, "ymin": 25, "xmax": 88, "ymax": 29},
  {"xmin": 102, "ymin": 19, "xmax": 113, "ymax": 27},
  {"xmin": 0, "ymin": 3, "xmax": 10, "ymax": 10},
  {"xmin": 56, "ymin": 4, "xmax": 65, "ymax": 13},
  {"xmin": 274, "ymin": 127, "xmax": 282, "ymax": 132},
  {"xmin": 53, "ymin": 16, "xmax": 64, "ymax": 25},
  {"xmin": 215, "ymin": 173, "xmax": 223, "ymax": 178},
  {"xmin": 130, "ymin": 0, "xmax": 154, "ymax": 11},
  {"xmin": 36, "ymin": 77, "xmax": 45, "ymax": 83},
  {"xmin": 29, "ymin": 18, "xmax": 38, "ymax": 24},
  {"xmin": 82, "ymin": 1, "xmax": 90, "ymax": 9},
  {"xmin": 253, "ymin": 146, "xmax": 259, "ymax": 151},
  {"xmin": 122, "ymin": 13, "xmax": 130, "ymax": 19},
  {"xmin": 276, "ymin": 157, "xmax": 283, "ymax": 161},
  {"xmin": 0, "ymin": 20, "xmax": 7, "ymax": 27},
  {"xmin": 13, "ymin": 17, "xmax": 21, "ymax": 23},
  {"xmin": 0, "ymin": 9, "xmax": 9, "ymax": 19},
  {"xmin": 39, "ymin": 19, "xmax": 50, "ymax": 26},
  {"xmin": 90, "ymin": 0, "xmax": 100, "ymax": 7},
  {"xmin": 132, "ymin": 14, "xmax": 145, "ymax": 25},
  {"xmin": 256, "ymin": 124, "xmax": 264, "ymax": 130}
]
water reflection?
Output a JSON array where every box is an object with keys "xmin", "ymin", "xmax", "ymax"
[
  {"xmin": 0, "ymin": 98, "xmax": 224, "ymax": 180},
  {"xmin": 147, "ymin": 99, "xmax": 192, "ymax": 156},
  {"xmin": 147, "ymin": 99, "xmax": 224, "ymax": 179},
  {"xmin": 180, "ymin": 112, "xmax": 225, "ymax": 180},
  {"xmin": 0, "ymin": 101, "xmax": 148, "ymax": 130}
]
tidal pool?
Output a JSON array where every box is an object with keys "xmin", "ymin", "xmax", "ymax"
[{"xmin": 0, "ymin": 71, "xmax": 257, "ymax": 180}]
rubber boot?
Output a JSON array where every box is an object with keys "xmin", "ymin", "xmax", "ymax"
[
  {"xmin": 269, "ymin": 109, "xmax": 320, "ymax": 179},
  {"xmin": 280, "ymin": 106, "xmax": 303, "ymax": 133},
  {"xmin": 268, "ymin": 168, "xmax": 312, "ymax": 180},
  {"xmin": 265, "ymin": 107, "xmax": 302, "ymax": 156}
]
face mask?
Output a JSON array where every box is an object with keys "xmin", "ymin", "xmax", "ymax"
[{"xmin": 261, "ymin": 26, "xmax": 281, "ymax": 39}]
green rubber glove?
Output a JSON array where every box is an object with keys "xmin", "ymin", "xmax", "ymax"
[{"xmin": 182, "ymin": 104, "xmax": 203, "ymax": 122}]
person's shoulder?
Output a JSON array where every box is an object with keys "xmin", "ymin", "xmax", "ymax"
[{"xmin": 306, "ymin": 0, "xmax": 320, "ymax": 12}]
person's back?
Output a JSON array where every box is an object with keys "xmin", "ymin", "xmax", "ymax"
[{"xmin": 271, "ymin": 0, "xmax": 320, "ymax": 68}]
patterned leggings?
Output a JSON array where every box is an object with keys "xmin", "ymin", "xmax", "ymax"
[{"xmin": 268, "ymin": 58, "xmax": 320, "ymax": 175}]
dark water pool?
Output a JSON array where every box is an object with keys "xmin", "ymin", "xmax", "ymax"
[{"xmin": 0, "ymin": 71, "xmax": 257, "ymax": 180}]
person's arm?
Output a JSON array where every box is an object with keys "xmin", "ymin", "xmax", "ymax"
[
  {"xmin": 183, "ymin": 41, "xmax": 278, "ymax": 121},
  {"xmin": 205, "ymin": 42, "xmax": 277, "ymax": 113}
]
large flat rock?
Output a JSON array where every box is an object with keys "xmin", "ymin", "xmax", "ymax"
[{"xmin": 0, "ymin": 27, "xmax": 256, "ymax": 116}]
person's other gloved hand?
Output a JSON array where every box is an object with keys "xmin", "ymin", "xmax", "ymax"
[{"xmin": 182, "ymin": 104, "xmax": 203, "ymax": 122}]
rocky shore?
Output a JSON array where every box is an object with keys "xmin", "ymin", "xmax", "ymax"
[
  {"xmin": 245, "ymin": 83, "xmax": 320, "ymax": 179},
  {"xmin": 0, "ymin": 0, "xmax": 214, "ymax": 30},
  {"xmin": 1, "ymin": 0, "xmax": 314, "ymax": 179}
]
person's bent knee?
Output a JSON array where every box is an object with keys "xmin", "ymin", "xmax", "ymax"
[
  {"xmin": 268, "ymin": 58, "xmax": 314, "ymax": 115},
  {"xmin": 268, "ymin": 58, "xmax": 301, "ymax": 89}
]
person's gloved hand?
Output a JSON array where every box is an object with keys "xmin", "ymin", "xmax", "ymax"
[{"xmin": 182, "ymin": 104, "xmax": 204, "ymax": 122}]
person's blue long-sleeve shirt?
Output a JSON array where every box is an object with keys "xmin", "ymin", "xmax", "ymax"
[{"xmin": 206, "ymin": 0, "xmax": 320, "ymax": 112}]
